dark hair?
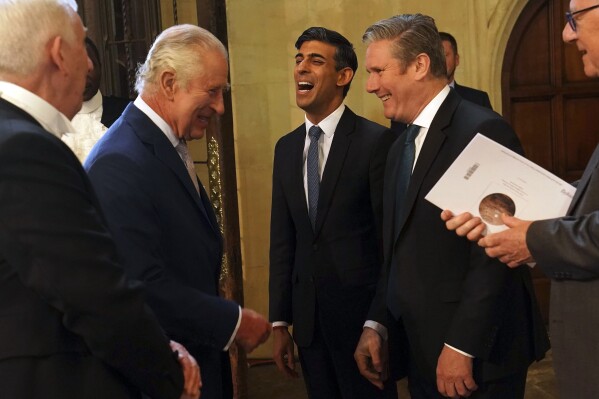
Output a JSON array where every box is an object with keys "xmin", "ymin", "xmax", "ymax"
[
  {"xmin": 439, "ymin": 31, "xmax": 458, "ymax": 54},
  {"xmin": 84, "ymin": 36, "xmax": 101, "ymax": 68},
  {"xmin": 295, "ymin": 27, "xmax": 357, "ymax": 97},
  {"xmin": 362, "ymin": 14, "xmax": 446, "ymax": 79}
]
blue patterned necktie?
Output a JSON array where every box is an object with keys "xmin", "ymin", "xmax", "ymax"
[
  {"xmin": 307, "ymin": 125, "xmax": 322, "ymax": 229},
  {"xmin": 387, "ymin": 123, "xmax": 421, "ymax": 319}
]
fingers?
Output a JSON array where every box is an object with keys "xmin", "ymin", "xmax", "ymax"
[
  {"xmin": 272, "ymin": 327, "xmax": 299, "ymax": 378},
  {"xmin": 354, "ymin": 329, "xmax": 385, "ymax": 390},
  {"xmin": 237, "ymin": 308, "xmax": 272, "ymax": 353},
  {"xmin": 170, "ymin": 341, "xmax": 201, "ymax": 398}
]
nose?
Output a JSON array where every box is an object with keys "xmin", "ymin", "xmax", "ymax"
[
  {"xmin": 563, "ymin": 21, "xmax": 577, "ymax": 43},
  {"xmin": 366, "ymin": 73, "xmax": 379, "ymax": 94},
  {"xmin": 212, "ymin": 91, "xmax": 225, "ymax": 115}
]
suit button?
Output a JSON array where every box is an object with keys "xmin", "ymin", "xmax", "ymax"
[{"xmin": 313, "ymin": 244, "xmax": 318, "ymax": 251}]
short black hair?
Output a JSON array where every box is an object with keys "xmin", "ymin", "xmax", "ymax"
[
  {"xmin": 84, "ymin": 36, "xmax": 101, "ymax": 68},
  {"xmin": 295, "ymin": 27, "xmax": 357, "ymax": 97},
  {"xmin": 439, "ymin": 31, "xmax": 458, "ymax": 54}
]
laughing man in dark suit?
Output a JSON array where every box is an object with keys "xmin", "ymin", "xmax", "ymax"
[
  {"xmin": 269, "ymin": 27, "xmax": 397, "ymax": 399},
  {"xmin": 354, "ymin": 14, "xmax": 549, "ymax": 399}
]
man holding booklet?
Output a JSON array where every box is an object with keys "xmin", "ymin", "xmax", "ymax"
[
  {"xmin": 442, "ymin": 1, "xmax": 599, "ymax": 397},
  {"xmin": 354, "ymin": 13, "xmax": 549, "ymax": 399}
]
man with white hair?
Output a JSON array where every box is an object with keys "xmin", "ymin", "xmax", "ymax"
[
  {"xmin": 0, "ymin": 1, "xmax": 200, "ymax": 398},
  {"xmin": 85, "ymin": 24, "xmax": 271, "ymax": 399}
]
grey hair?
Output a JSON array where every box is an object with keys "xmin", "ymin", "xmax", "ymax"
[
  {"xmin": 0, "ymin": 0, "xmax": 78, "ymax": 77},
  {"xmin": 362, "ymin": 14, "xmax": 446, "ymax": 78},
  {"xmin": 135, "ymin": 24, "xmax": 228, "ymax": 94}
]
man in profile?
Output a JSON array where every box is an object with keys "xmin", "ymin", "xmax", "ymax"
[
  {"xmin": 0, "ymin": 1, "xmax": 199, "ymax": 398},
  {"xmin": 85, "ymin": 24, "xmax": 271, "ymax": 399},
  {"xmin": 355, "ymin": 14, "xmax": 548, "ymax": 399}
]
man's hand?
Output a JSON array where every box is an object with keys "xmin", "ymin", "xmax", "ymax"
[
  {"xmin": 170, "ymin": 340, "xmax": 201, "ymax": 399},
  {"xmin": 272, "ymin": 326, "xmax": 298, "ymax": 378},
  {"xmin": 441, "ymin": 210, "xmax": 486, "ymax": 241},
  {"xmin": 478, "ymin": 215, "xmax": 534, "ymax": 267},
  {"xmin": 235, "ymin": 308, "xmax": 272, "ymax": 353},
  {"xmin": 354, "ymin": 327, "xmax": 388, "ymax": 390},
  {"xmin": 436, "ymin": 345, "xmax": 478, "ymax": 398}
]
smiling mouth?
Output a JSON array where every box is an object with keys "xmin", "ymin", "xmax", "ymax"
[
  {"xmin": 380, "ymin": 94, "xmax": 391, "ymax": 102},
  {"xmin": 297, "ymin": 81, "xmax": 314, "ymax": 93}
]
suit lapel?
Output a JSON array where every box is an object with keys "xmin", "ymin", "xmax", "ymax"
[
  {"xmin": 124, "ymin": 105, "xmax": 218, "ymax": 234},
  {"xmin": 568, "ymin": 143, "xmax": 599, "ymax": 214},
  {"xmin": 314, "ymin": 107, "xmax": 354, "ymax": 235},
  {"xmin": 393, "ymin": 91, "xmax": 457, "ymax": 243}
]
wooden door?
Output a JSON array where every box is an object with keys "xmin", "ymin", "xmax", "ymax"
[{"xmin": 502, "ymin": 0, "xmax": 599, "ymax": 322}]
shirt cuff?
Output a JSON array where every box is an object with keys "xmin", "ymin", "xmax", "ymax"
[
  {"xmin": 444, "ymin": 343, "xmax": 474, "ymax": 358},
  {"xmin": 364, "ymin": 320, "xmax": 388, "ymax": 341},
  {"xmin": 223, "ymin": 305, "xmax": 242, "ymax": 351},
  {"xmin": 272, "ymin": 321, "xmax": 290, "ymax": 328}
]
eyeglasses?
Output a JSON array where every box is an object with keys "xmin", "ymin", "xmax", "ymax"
[{"xmin": 566, "ymin": 3, "xmax": 599, "ymax": 32}]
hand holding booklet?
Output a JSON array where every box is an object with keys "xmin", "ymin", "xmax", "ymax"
[{"xmin": 425, "ymin": 134, "xmax": 575, "ymax": 234}]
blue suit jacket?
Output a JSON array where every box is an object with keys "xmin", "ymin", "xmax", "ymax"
[{"xmin": 85, "ymin": 103, "xmax": 239, "ymax": 399}]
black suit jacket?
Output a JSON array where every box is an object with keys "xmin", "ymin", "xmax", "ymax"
[
  {"xmin": 101, "ymin": 95, "xmax": 130, "ymax": 128},
  {"xmin": 370, "ymin": 90, "xmax": 549, "ymax": 384},
  {"xmin": 269, "ymin": 107, "xmax": 396, "ymax": 348},
  {"xmin": 391, "ymin": 83, "xmax": 492, "ymax": 134},
  {"xmin": 85, "ymin": 104, "xmax": 239, "ymax": 399},
  {"xmin": 0, "ymin": 99, "xmax": 183, "ymax": 398}
]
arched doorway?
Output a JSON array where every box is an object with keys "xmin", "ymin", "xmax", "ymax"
[{"xmin": 502, "ymin": 0, "xmax": 599, "ymax": 321}]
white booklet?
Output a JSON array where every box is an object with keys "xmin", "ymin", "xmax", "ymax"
[{"xmin": 425, "ymin": 133, "xmax": 575, "ymax": 233}]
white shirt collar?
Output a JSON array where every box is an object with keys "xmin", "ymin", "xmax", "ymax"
[
  {"xmin": 134, "ymin": 96, "xmax": 180, "ymax": 147},
  {"xmin": 79, "ymin": 90, "xmax": 103, "ymax": 114},
  {"xmin": 412, "ymin": 85, "xmax": 451, "ymax": 129},
  {"xmin": 304, "ymin": 103, "xmax": 345, "ymax": 139},
  {"xmin": 449, "ymin": 80, "xmax": 455, "ymax": 88},
  {"xmin": 0, "ymin": 81, "xmax": 75, "ymax": 138}
]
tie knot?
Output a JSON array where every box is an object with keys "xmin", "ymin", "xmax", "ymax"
[
  {"xmin": 405, "ymin": 124, "xmax": 420, "ymax": 143},
  {"xmin": 308, "ymin": 125, "xmax": 322, "ymax": 141}
]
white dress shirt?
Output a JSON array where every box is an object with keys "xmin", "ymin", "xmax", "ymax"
[{"xmin": 0, "ymin": 81, "xmax": 74, "ymax": 139}]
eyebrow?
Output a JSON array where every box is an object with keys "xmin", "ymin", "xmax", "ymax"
[{"xmin": 295, "ymin": 52, "xmax": 327, "ymax": 59}]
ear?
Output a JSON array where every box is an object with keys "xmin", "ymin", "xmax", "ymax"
[
  {"xmin": 413, "ymin": 53, "xmax": 431, "ymax": 80},
  {"xmin": 160, "ymin": 70, "xmax": 177, "ymax": 100},
  {"xmin": 48, "ymin": 36, "xmax": 67, "ymax": 74},
  {"xmin": 336, "ymin": 67, "xmax": 354, "ymax": 88},
  {"xmin": 455, "ymin": 53, "xmax": 460, "ymax": 68}
]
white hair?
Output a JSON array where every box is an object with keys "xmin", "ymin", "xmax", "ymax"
[
  {"xmin": 135, "ymin": 24, "xmax": 228, "ymax": 94},
  {"xmin": 0, "ymin": 0, "xmax": 78, "ymax": 77}
]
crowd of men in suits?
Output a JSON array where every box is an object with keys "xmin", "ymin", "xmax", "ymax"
[{"xmin": 2, "ymin": 0, "xmax": 599, "ymax": 398}]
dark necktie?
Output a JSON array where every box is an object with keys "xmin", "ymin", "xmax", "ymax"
[
  {"xmin": 387, "ymin": 123, "xmax": 421, "ymax": 319},
  {"xmin": 307, "ymin": 125, "xmax": 322, "ymax": 229}
]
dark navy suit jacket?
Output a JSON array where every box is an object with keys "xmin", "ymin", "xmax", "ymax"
[{"xmin": 85, "ymin": 103, "xmax": 239, "ymax": 399}]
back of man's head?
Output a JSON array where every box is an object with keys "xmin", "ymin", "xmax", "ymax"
[
  {"xmin": 295, "ymin": 26, "xmax": 358, "ymax": 97},
  {"xmin": 0, "ymin": 0, "xmax": 78, "ymax": 78},
  {"xmin": 362, "ymin": 13, "xmax": 447, "ymax": 79},
  {"xmin": 135, "ymin": 24, "xmax": 227, "ymax": 95}
]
